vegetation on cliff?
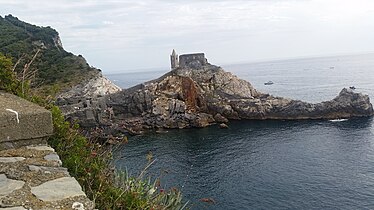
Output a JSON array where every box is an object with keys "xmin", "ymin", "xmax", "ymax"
[
  {"xmin": 0, "ymin": 53, "xmax": 24, "ymax": 95},
  {"xmin": 0, "ymin": 16, "xmax": 187, "ymax": 209},
  {"xmin": 0, "ymin": 14, "xmax": 99, "ymax": 94}
]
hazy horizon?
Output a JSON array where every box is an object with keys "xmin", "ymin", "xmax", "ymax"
[
  {"xmin": 2, "ymin": 0, "xmax": 374, "ymax": 73},
  {"xmin": 104, "ymin": 51, "xmax": 374, "ymax": 74}
]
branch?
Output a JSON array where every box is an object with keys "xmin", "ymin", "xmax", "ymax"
[{"xmin": 21, "ymin": 49, "xmax": 41, "ymax": 95}]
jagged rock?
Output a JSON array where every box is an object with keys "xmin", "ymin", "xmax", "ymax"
[
  {"xmin": 56, "ymin": 72, "xmax": 121, "ymax": 129},
  {"xmin": 58, "ymin": 74, "xmax": 121, "ymax": 99},
  {"xmin": 219, "ymin": 123, "xmax": 229, "ymax": 129},
  {"xmin": 187, "ymin": 113, "xmax": 212, "ymax": 128},
  {"xmin": 214, "ymin": 113, "xmax": 229, "ymax": 123}
]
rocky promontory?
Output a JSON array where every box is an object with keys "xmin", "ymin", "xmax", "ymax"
[
  {"xmin": 102, "ymin": 54, "xmax": 373, "ymax": 133},
  {"xmin": 56, "ymin": 52, "xmax": 373, "ymax": 135}
]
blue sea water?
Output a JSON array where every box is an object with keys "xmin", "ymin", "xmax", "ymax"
[{"xmin": 107, "ymin": 53, "xmax": 374, "ymax": 209}]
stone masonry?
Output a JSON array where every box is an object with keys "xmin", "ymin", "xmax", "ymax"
[
  {"xmin": 0, "ymin": 92, "xmax": 53, "ymax": 150},
  {"xmin": 0, "ymin": 92, "xmax": 94, "ymax": 210},
  {"xmin": 170, "ymin": 50, "xmax": 207, "ymax": 70}
]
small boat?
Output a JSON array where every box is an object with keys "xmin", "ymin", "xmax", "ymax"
[
  {"xmin": 329, "ymin": 66, "xmax": 335, "ymax": 69},
  {"xmin": 264, "ymin": 81, "xmax": 274, "ymax": 85},
  {"xmin": 349, "ymin": 86, "xmax": 356, "ymax": 90},
  {"xmin": 329, "ymin": 119, "xmax": 348, "ymax": 122}
]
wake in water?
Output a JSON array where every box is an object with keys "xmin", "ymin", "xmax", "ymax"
[{"xmin": 329, "ymin": 119, "xmax": 348, "ymax": 122}]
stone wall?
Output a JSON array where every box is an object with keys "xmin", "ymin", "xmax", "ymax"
[
  {"xmin": 0, "ymin": 92, "xmax": 94, "ymax": 210},
  {"xmin": 0, "ymin": 92, "xmax": 53, "ymax": 150},
  {"xmin": 179, "ymin": 53, "xmax": 206, "ymax": 69},
  {"xmin": 0, "ymin": 145, "xmax": 94, "ymax": 209}
]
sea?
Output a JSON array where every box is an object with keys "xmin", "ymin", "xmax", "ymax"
[{"xmin": 106, "ymin": 53, "xmax": 374, "ymax": 210}]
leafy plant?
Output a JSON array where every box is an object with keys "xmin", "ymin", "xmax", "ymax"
[{"xmin": 0, "ymin": 53, "xmax": 26, "ymax": 96}]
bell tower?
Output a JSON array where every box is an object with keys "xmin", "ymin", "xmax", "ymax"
[{"xmin": 170, "ymin": 49, "xmax": 179, "ymax": 70}]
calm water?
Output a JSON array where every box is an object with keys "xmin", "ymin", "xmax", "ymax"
[{"xmin": 109, "ymin": 53, "xmax": 374, "ymax": 209}]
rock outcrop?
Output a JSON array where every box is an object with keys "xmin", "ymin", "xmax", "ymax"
[
  {"xmin": 56, "ymin": 73, "xmax": 121, "ymax": 128},
  {"xmin": 106, "ymin": 62, "xmax": 373, "ymax": 132},
  {"xmin": 58, "ymin": 74, "xmax": 121, "ymax": 99}
]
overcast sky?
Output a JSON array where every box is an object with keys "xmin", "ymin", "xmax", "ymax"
[{"xmin": 2, "ymin": 0, "xmax": 374, "ymax": 73}]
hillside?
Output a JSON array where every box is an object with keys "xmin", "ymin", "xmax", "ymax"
[{"xmin": 0, "ymin": 14, "xmax": 99, "ymax": 94}]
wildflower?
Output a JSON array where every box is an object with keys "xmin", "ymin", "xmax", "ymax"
[{"xmin": 91, "ymin": 151, "xmax": 97, "ymax": 157}]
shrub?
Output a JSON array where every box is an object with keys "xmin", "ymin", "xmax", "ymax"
[
  {"xmin": 0, "ymin": 53, "xmax": 24, "ymax": 96},
  {"xmin": 0, "ymin": 53, "xmax": 188, "ymax": 209},
  {"xmin": 48, "ymin": 106, "xmax": 188, "ymax": 209}
]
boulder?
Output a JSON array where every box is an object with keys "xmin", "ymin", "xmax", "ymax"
[
  {"xmin": 219, "ymin": 123, "xmax": 229, "ymax": 129},
  {"xmin": 214, "ymin": 113, "xmax": 229, "ymax": 123}
]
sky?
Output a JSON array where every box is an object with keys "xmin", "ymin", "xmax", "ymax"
[{"xmin": 2, "ymin": 0, "xmax": 374, "ymax": 73}]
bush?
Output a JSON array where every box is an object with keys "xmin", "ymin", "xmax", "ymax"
[
  {"xmin": 0, "ymin": 53, "xmax": 23, "ymax": 95},
  {"xmin": 48, "ymin": 106, "xmax": 188, "ymax": 209}
]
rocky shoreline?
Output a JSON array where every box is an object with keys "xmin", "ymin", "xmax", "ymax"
[{"xmin": 57, "ymin": 54, "xmax": 374, "ymax": 136}]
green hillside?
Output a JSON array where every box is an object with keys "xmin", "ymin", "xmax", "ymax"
[{"xmin": 0, "ymin": 14, "xmax": 99, "ymax": 94}]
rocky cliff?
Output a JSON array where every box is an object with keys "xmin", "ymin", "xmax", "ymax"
[
  {"xmin": 56, "ymin": 74, "xmax": 121, "ymax": 128},
  {"xmin": 105, "ymin": 62, "xmax": 373, "ymax": 133},
  {"xmin": 0, "ymin": 14, "xmax": 121, "ymax": 127},
  {"xmin": 0, "ymin": 14, "xmax": 120, "ymax": 97}
]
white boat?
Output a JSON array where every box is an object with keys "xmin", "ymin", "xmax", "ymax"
[
  {"xmin": 264, "ymin": 81, "xmax": 274, "ymax": 85},
  {"xmin": 329, "ymin": 119, "xmax": 348, "ymax": 122}
]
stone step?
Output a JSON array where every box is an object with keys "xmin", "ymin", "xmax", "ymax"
[{"xmin": 0, "ymin": 145, "xmax": 94, "ymax": 209}]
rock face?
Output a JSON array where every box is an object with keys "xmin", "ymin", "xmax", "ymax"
[
  {"xmin": 56, "ymin": 73, "xmax": 121, "ymax": 128},
  {"xmin": 58, "ymin": 74, "xmax": 121, "ymax": 99},
  {"xmin": 107, "ymin": 61, "xmax": 373, "ymax": 132}
]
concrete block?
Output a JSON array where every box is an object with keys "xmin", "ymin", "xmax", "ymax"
[{"xmin": 0, "ymin": 92, "xmax": 53, "ymax": 149}]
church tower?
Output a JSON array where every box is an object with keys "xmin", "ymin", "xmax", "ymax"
[{"xmin": 170, "ymin": 49, "xmax": 179, "ymax": 70}]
